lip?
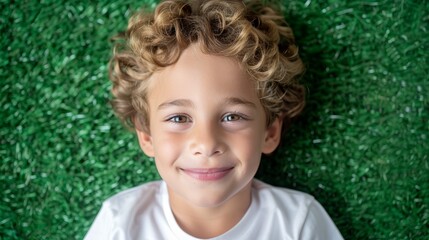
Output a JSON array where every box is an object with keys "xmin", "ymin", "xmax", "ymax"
[{"xmin": 181, "ymin": 167, "xmax": 234, "ymax": 181}]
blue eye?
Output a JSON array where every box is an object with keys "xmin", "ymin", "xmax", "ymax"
[{"xmin": 167, "ymin": 115, "xmax": 190, "ymax": 123}]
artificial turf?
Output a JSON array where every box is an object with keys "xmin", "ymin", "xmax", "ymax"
[{"xmin": 1, "ymin": 0, "xmax": 428, "ymax": 239}]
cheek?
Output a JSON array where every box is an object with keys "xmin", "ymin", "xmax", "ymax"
[
  {"xmin": 152, "ymin": 133, "xmax": 184, "ymax": 162},
  {"xmin": 227, "ymin": 129, "xmax": 266, "ymax": 158},
  {"xmin": 246, "ymin": 125, "xmax": 267, "ymax": 147},
  {"xmin": 152, "ymin": 135, "xmax": 184, "ymax": 179}
]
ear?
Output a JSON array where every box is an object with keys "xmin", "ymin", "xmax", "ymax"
[
  {"xmin": 262, "ymin": 117, "xmax": 283, "ymax": 154},
  {"xmin": 136, "ymin": 128, "xmax": 155, "ymax": 157}
]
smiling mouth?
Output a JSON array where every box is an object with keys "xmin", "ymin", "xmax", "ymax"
[{"xmin": 181, "ymin": 167, "xmax": 234, "ymax": 181}]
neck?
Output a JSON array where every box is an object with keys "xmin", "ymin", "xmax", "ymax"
[{"xmin": 168, "ymin": 182, "xmax": 253, "ymax": 238}]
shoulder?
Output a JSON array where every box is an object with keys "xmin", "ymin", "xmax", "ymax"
[
  {"xmin": 105, "ymin": 180, "xmax": 163, "ymax": 209},
  {"xmin": 100, "ymin": 180, "xmax": 166, "ymax": 222},
  {"xmin": 84, "ymin": 181, "xmax": 168, "ymax": 239},
  {"xmin": 84, "ymin": 181, "xmax": 166, "ymax": 240},
  {"xmin": 252, "ymin": 179, "xmax": 343, "ymax": 239},
  {"xmin": 253, "ymin": 179, "xmax": 315, "ymax": 211}
]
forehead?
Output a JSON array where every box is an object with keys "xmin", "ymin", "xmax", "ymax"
[{"xmin": 147, "ymin": 44, "xmax": 258, "ymax": 101}]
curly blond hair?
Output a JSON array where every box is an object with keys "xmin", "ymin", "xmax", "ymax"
[{"xmin": 109, "ymin": 0, "xmax": 305, "ymax": 131}]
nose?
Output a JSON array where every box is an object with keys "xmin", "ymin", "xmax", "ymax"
[{"xmin": 189, "ymin": 122, "xmax": 225, "ymax": 157}]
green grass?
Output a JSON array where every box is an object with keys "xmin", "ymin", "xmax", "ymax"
[{"xmin": 1, "ymin": 0, "xmax": 428, "ymax": 239}]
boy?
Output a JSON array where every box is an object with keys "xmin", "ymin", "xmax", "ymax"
[{"xmin": 85, "ymin": 0, "xmax": 343, "ymax": 239}]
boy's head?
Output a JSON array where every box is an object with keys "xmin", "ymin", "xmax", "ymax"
[
  {"xmin": 108, "ymin": 0, "xmax": 306, "ymax": 211},
  {"xmin": 109, "ymin": 0, "xmax": 305, "ymax": 134}
]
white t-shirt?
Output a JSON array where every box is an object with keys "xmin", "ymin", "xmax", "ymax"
[{"xmin": 84, "ymin": 179, "xmax": 343, "ymax": 240}]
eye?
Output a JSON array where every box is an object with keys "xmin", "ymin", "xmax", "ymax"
[
  {"xmin": 167, "ymin": 115, "xmax": 191, "ymax": 123},
  {"xmin": 222, "ymin": 113, "xmax": 244, "ymax": 122}
]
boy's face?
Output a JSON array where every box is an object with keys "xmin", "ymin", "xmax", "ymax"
[{"xmin": 136, "ymin": 44, "xmax": 282, "ymax": 208}]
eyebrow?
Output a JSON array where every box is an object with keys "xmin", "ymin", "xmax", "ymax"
[
  {"xmin": 157, "ymin": 99, "xmax": 194, "ymax": 111},
  {"xmin": 157, "ymin": 97, "xmax": 256, "ymax": 111},
  {"xmin": 224, "ymin": 97, "xmax": 257, "ymax": 109}
]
